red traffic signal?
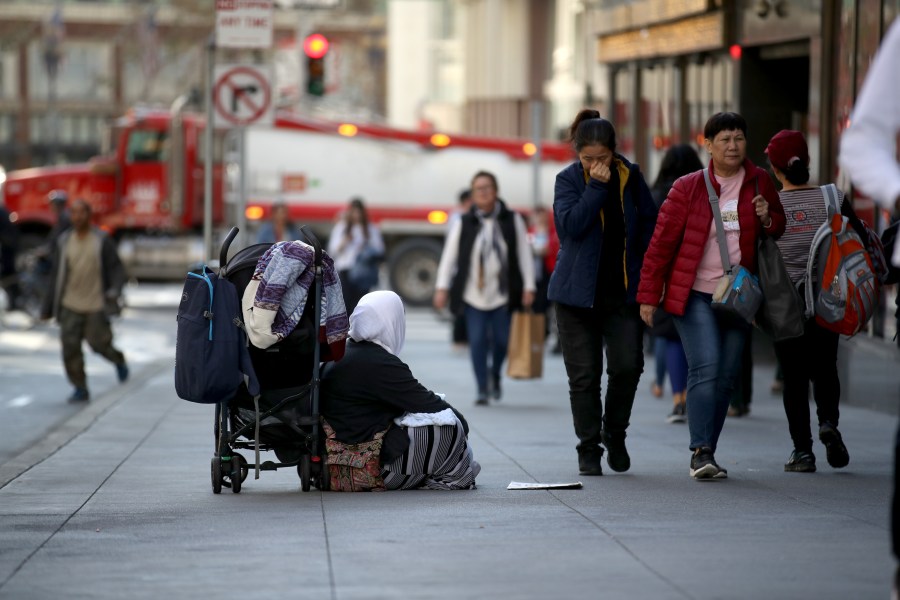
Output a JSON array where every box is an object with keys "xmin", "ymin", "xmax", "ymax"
[{"xmin": 304, "ymin": 34, "xmax": 329, "ymax": 59}]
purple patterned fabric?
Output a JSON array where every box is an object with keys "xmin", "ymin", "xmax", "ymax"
[{"xmin": 251, "ymin": 241, "xmax": 349, "ymax": 345}]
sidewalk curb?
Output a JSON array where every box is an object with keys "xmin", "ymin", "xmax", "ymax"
[{"xmin": 0, "ymin": 358, "xmax": 171, "ymax": 490}]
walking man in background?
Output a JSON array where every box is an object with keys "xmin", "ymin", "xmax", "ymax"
[
  {"xmin": 41, "ymin": 200, "xmax": 129, "ymax": 402},
  {"xmin": 433, "ymin": 171, "xmax": 535, "ymax": 405}
]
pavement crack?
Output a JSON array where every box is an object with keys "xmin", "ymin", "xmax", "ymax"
[
  {"xmin": 320, "ymin": 493, "xmax": 338, "ymax": 600},
  {"xmin": 0, "ymin": 397, "xmax": 179, "ymax": 592}
]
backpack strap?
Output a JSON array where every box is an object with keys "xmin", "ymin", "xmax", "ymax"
[
  {"xmin": 703, "ymin": 168, "xmax": 734, "ymax": 275},
  {"xmin": 820, "ymin": 183, "xmax": 841, "ymax": 219},
  {"xmin": 187, "ymin": 267, "xmax": 215, "ymax": 341}
]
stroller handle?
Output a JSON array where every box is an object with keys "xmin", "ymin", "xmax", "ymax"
[
  {"xmin": 299, "ymin": 226, "xmax": 323, "ymax": 267},
  {"xmin": 219, "ymin": 227, "xmax": 240, "ymax": 268}
]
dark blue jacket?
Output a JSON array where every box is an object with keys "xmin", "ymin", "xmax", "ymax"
[{"xmin": 547, "ymin": 156, "xmax": 658, "ymax": 308}]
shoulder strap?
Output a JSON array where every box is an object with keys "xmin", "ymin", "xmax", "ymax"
[
  {"xmin": 703, "ymin": 168, "xmax": 733, "ymax": 274},
  {"xmin": 820, "ymin": 184, "xmax": 840, "ymax": 218}
]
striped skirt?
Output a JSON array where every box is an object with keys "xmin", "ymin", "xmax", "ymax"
[{"xmin": 381, "ymin": 421, "xmax": 480, "ymax": 490}]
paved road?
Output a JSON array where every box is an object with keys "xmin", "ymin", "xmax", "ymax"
[
  {"xmin": 0, "ymin": 296, "xmax": 895, "ymax": 599},
  {"xmin": 0, "ymin": 283, "xmax": 178, "ymax": 465}
]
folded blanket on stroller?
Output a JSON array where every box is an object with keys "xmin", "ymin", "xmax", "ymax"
[{"xmin": 242, "ymin": 240, "xmax": 349, "ymax": 355}]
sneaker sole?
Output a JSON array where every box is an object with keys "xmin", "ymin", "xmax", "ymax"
[
  {"xmin": 784, "ymin": 464, "xmax": 817, "ymax": 473},
  {"xmin": 713, "ymin": 468, "xmax": 728, "ymax": 479},
  {"xmin": 666, "ymin": 415, "xmax": 686, "ymax": 424},
  {"xmin": 690, "ymin": 464, "xmax": 719, "ymax": 479}
]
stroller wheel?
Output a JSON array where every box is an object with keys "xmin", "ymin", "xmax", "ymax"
[
  {"xmin": 230, "ymin": 455, "xmax": 245, "ymax": 494},
  {"xmin": 299, "ymin": 454, "xmax": 311, "ymax": 492},
  {"xmin": 211, "ymin": 458, "xmax": 222, "ymax": 494},
  {"xmin": 313, "ymin": 456, "xmax": 330, "ymax": 491}
]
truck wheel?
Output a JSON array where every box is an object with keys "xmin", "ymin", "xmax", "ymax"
[{"xmin": 387, "ymin": 238, "xmax": 443, "ymax": 307}]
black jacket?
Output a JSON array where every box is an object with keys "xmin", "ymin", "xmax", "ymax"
[
  {"xmin": 320, "ymin": 340, "xmax": 469, "ymax": 464},
  {"xmin": 448, "ymin": 199, "xmax": 524, "ymax": 316}
]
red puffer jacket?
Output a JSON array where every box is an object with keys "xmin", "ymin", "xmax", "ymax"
[{"xmin": 636, "ymin": 159, "xmax": 785, "ymax": 316}]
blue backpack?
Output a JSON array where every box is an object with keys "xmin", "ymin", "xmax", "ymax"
[{"xmin": 175, "ymin": 266, "xmax": 259, "ymax": 404}]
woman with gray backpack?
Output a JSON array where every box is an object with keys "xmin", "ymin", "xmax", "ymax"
[{"xmin": 764, "ymin": 130, "xmax": 863, "ymax": 473}]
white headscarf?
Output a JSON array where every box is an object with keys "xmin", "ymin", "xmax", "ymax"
[{"xmin": 348, "ymin": 290, "xmax": 406, "ymax": 356}]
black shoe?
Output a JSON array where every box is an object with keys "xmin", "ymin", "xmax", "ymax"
[
  {"xmin": 68, "ymin": 387, "xmax": 90, "ymax": 403},
  {"xmin": 474, "ymin": 396, "xmax": 488, "ymax": 406},
  {"xmin": 666, "ymin": 403, "xmax": 686, "ymax": 424},
  {"xmin": 578, "ymin": 447, "xmax": 604, "ymax": 476},
  {"xmin": 490, "ymin": 375, "xmax": 502, "ymax": 401},
  {"xmin": 690, "ymin": 447, "xmax": 721, "ymax": 480},
  {"xmin": 116, "ymin": 362, "xmax": 129, "ymax": 383},
  {"xmin": 601, "ymin": 430, "xmax": 630, "ymax": 473},
  {"xmin": 819, "ymin": 422, "xmax": 850, "ymax": 468},
  {"xmin": 784, "ymin": 449, "xmax": 817, "ymax": 473}
]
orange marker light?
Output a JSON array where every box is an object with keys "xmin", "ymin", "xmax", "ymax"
[
  {"xmin": 245, "ymin": 206, "xmax": 265, "ymax": 220},
  {"xmin": 427, "ymin": 210, "xmax": 449, "ymax": 224},
  {"xmin": 522, "ymin": 142, "xmax": 537, "ymax": 156},
  {"xmin": 338, "ymin": 123, "xmax": 358, "ymax": 137},
  {"xmin": 430, "ymin": 133, "xmax": 451, "ymax": 147}
]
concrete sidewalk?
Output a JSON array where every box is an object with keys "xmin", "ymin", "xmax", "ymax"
[{"xmin": 0, "ymin": 329, "xmax": 895, "ymax": 600}]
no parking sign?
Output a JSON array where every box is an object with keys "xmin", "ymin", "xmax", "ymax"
[{"xmin": 213, "ymin": 65, "xmax": 274, "ymax": 128}]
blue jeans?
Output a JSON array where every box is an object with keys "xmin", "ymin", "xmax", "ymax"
[
  {"xmin": 653, "ymin": 336, "xmax": 667, "ymax": 387},
  {"xmin": 464, "ymin": 304, "xmax": 511, "ymax": 396},
  {"xmin": 673, "ymin": 292, "xmax": 749, "ymax": 451},
  {"xmin": 666, "ymin": 339, "xmax": 688, "ymax": 395}
]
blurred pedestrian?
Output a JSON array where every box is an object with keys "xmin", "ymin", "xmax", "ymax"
[
  {"xmin": 0, "ymin": 202, "xmax": 20, "ymax": 310},
  {"xmin": 527, "ymin": 205, "xmax": 558, "ymax": 315},
  {"xmin": 648, "ymin": 144, "xmax": 703, "ymax": 423},
  {"xmin": 433, "ymin": 171, "xmax": 536, "ymax": 405},
  {"xmin": 548, "ymin": 110, "xmax": 658, "ymax": 476},
  {"xmin": 256, "ymin": 201, "xmax": 299, "ymax": 244},
  {"xmin": 638, "ymin": 112, "xmax": 785, "ymax": 480},
  {"xmin": 838, "ymin": 25, "xmax": 900, "ymax": 593},
  {"xmin": 766, "ymin": 129, "xmax": 855, "ymax": 474},
  {"xmin": 836, "ymin": 23, "xmax": 900, "ymax": 590},
  {"xmin": 41, "ymin": 200, "xmax": 129, "ymax": 403},
  {"xmin": 327, "ymin": 197, "xmax": 385, "ymax": 314}
]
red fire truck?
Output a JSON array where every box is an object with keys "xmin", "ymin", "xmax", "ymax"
[{"xmin": 1, "ymin": 106, "xmax": 573, "ymax": 305}]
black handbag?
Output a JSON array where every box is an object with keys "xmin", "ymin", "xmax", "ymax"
[{"xmin": 756, "ymin": 234, "xmax": 805, "ymax": 341}]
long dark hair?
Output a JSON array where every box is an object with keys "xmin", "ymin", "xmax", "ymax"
[
  {"xmin": 650, "ymin": 144, "xmax": 702, "ymax": 206},
  {"xmin": 342, "ymin": 197, "xmax": 370, "ymax": 242},
  {"xmin": 652, "ymin": 144, "xmax": 703, "ymax": 190},
  {"xmin": 568, "ymin": 109, "xmax": 617, "ymax": 153}
]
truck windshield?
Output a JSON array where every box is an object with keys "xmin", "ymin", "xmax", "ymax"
[{"xmin": 126, "ymin": 129, "xmax": 169, "ymax": 163}]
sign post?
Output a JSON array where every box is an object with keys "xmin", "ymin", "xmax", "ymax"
[
  {"xmin": 204, "ymin": 35, "xmax": 215, "ymax": 264},
  {"xmin": 209, "ymin": 0, "xmax": 274, "ymax": 262}
]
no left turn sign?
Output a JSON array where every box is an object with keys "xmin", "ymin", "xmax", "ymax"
[{"xmin": 213, "ymin": 65, "xmax": 274, "ymax": 128}]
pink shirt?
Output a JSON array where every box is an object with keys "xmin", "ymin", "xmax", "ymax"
[{"xmin": 693, "ymin": 169, "xmax": 744, "ymax": 294}]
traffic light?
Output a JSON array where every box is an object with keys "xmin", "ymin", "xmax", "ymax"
[{"xmin": 304, "ymin": 34, "xmax": 329, "ymax": 97}]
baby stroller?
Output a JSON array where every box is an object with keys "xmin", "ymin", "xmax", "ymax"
[{"xmin": 211, "ymin": 226, "xmax": 331, "ymax": 493}]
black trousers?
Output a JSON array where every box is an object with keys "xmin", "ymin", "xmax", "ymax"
[
  {"xmin": 556, "ymin": 301, "xmax": 644, "ymax": 452},
  {"xmin": 773, "ymin": 318, "xmax": 840, "ymax": 453}
]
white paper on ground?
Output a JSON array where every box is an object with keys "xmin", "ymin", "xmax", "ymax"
[{"xmin": 507, "ymin": 481, "xmax": 583, "ymax": 490}]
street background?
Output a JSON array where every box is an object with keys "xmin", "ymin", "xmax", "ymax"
[{"xmin": 0, "ymin": 283, "xmax": 896, "ymax": 599}]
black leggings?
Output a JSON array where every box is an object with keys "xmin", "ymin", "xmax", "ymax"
[{"xmin": 773, "ymin": 319, "xmax": 840, "ymax": 453}]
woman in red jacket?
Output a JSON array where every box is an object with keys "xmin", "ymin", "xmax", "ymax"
[{"xmin": 637, "ymin": 112, "xmax": 786, "ymax": 480}]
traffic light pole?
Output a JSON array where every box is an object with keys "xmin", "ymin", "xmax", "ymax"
[{"xmin": 204, "ymin": 34, "xmax": 215, "ymax": 264}]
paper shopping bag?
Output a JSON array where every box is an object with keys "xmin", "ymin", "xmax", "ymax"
[{"xmin": 506, "ymin": 311, "xmax": 546, "ymax": 379}]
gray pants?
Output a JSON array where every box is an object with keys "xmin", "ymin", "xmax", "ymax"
[{"xmin": 58, "ymin": 307, "xmax": 124, "ymax": 389}]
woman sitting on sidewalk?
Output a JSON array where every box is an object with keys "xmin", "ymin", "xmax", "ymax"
[{"xmin": 320, "ymin": 291, "xmax": 480, "ymax": 490}]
